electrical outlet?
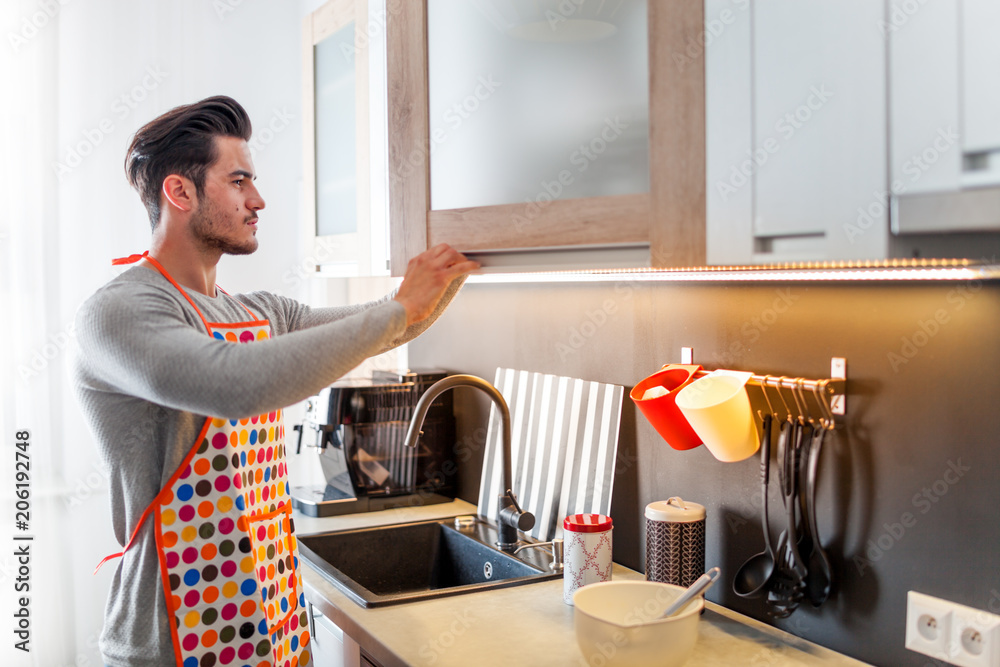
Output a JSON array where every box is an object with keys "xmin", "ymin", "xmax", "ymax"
[
  {"xmin": 950, "ymin": 604, "xmax": 1000, "ymax": 667},
  {"xmin": 906, "ymin": 591, "xmax": 1000, "ymax": 667},
  {"xmin": 906, "ymin": 591, "xmax": 953, "ymax": 660}
]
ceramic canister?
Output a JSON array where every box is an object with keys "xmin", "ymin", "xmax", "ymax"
[
  {"xmin": 563, "ymin": 513, "xmax": 613, "ymax": 605},
  {"xmin": 645, "ymin": 497, "xmax": 706, "ymax": 588}
]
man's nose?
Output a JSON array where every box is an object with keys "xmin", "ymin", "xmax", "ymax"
[{"xmin": 247, "ymin": 184, "xmax": 265, "ymax": 211}]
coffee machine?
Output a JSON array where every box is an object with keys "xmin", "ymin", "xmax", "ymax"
[{"xmin": 290, "ymin": 369, "xmax": 456, "ymax": 517}]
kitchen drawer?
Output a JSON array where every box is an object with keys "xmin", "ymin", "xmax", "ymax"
[{"xmin": 309, "ymin": 601, "xmax": 362, "ymax": 667}]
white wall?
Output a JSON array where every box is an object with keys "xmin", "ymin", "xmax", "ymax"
[{"xmin": 2, "ymin": 1, "xmax": 318, "ymax": 664}]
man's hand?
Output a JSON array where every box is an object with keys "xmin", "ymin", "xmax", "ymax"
[{"xmin": 393, "ymin": 244, "xmax": 479, "ymax": 326}]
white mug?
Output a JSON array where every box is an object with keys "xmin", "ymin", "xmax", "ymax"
[{"xmin": 675, "ymin": 370, "xmax": 759, "ymax": 462}]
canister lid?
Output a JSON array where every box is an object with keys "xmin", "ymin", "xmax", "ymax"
[
  {"xmin": 563, "ymin": 513, "xmax": 613, "ymax": 533},
  {"xmin": 645, "ymin": 497, "xmax": 706, "ymax": 522}
]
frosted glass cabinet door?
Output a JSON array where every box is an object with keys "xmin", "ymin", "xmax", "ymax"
[
  {"xmin": 426, "ymin": 0, "xmax": 650, "ymax": 211},
  {"xmin": 315, "ymin": 22, "xmax": 357, "ymax": 238}
]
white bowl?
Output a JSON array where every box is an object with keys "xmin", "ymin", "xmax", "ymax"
[{"xmin": 573, "ymin": 581, "xmax": 702, "ymax": 667}]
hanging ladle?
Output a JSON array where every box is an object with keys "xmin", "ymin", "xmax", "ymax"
[
  {"xmin": 803, "ymin": 381, "xmax": 834, "ymax": 606},
  {"xmin": 733, "ymin": 378, "xmax": 780, "ymax": 598}
]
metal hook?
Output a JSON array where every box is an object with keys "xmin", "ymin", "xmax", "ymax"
[
  {"xmin": 775, "ymin": 377, "xmax": 795, "ymax": 422},
  {"xmin": 793, "ymin": 378, "xmax": 814, "ymax": 426},
  {"xmin": 813, "ymin": 379, "xmax": 836, "ymax": 430},
  {"xmin": 757, "ymin": 375, "xmax": 777, "ymax": 421}
]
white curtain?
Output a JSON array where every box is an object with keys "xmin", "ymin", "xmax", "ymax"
[{"xmin": 1, "ymin": 2, "xmax": 312, "ymax": 664}]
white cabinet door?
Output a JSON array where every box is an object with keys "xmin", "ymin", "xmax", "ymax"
[
  {"xmin": 308, "ymin": 602, "xmax": 361, "ymax": 667},
  {"xmin": 707, "ymin": 0, "xmax": 889, "ymax": 264},
  {"xmin": 962, "ymin": 0, "xmax": 1000, "ymax": 194},
  {"xmin": 887, "ymin": 0, "xmax": 961, "ymax": 197},
  {"xmin": 753, "ymin": 0, "xmax": 888, "ymax": 261},
  {"xmin": 888, "ymin": 0, "xmax": 1000, "ymax": 233}
]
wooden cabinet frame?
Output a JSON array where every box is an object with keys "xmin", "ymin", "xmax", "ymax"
[
  {"xmin": 385, "ymin": 0, "xmax": 706, "ymax": 274},
  {"xmin": 303, "ymin": 0, "xmax": 375, "ymax": 275}
]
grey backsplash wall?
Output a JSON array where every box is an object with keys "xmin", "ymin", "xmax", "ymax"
[{"xmin": 407, "ymin": 277, "xmax": 1000, "ymax": 667}]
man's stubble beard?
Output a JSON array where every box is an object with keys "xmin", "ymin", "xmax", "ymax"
[{"xmin": 190, "ymin": 196, "xmax": 258, "ymax": 256}]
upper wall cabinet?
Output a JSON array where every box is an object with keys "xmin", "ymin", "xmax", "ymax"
[
  {"xmin": 385, "ymin": 0, "xmax": 708, "ymax": 274},
  {"xmin": 304, "ymin": 0, "xmax": 390, "ymax": 277},
  {"xmin": 705, "ymin": 0, "xmax": 1000, "ymax": 266},
  {"xmin": 706, "ymin": 0, "xmax": 890, "ymax": 264},
  {"xmin": 889, "ymin": 0, "xmax": 1000, "ymax": 235}
]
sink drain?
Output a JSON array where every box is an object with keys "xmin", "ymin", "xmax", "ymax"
[{"xmin": 483, "ymin": 561, "xmax": 493, "ymax": 580}]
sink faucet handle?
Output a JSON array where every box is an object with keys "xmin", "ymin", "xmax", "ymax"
[
  {"xmin": 513, "ymin": 538, "xmax": 564, "ymax": 572},
  {"xmin": 499, "ymin": 490, "xmax": 535, "ymax": 530}
]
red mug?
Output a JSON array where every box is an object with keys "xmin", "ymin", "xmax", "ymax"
[{"xmin": 630, "ymin": 364, "xmax": 704, "ymax": 451}]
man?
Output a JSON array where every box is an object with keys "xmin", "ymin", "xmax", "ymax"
[{"xmin": 72, "ymin": 96, "xmax": 477, "ymax": 667}]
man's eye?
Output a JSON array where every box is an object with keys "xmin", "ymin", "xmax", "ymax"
[{"xmin": 234, "ymin": 179, "xmax": 243, "ymax": 186}]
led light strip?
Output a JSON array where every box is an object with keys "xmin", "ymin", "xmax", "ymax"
[{"xmin": 468, "ymin": 262, "xmax": 1000, "ymax": 284}]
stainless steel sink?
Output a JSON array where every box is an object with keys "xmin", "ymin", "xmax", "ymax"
[{"xmin": 298, "ymin": 517, "xmax": 562, "ymax": 607}]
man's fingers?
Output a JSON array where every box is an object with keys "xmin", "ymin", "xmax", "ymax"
[{"xmin": 446, "ymin": 259, "xmax": 480, "ymax": 277}]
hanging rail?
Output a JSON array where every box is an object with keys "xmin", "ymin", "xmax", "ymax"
[{"xmin": 680, "ymin": 348, "xmax": 847, "ymax": 421}]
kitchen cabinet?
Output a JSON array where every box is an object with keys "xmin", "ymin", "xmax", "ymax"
[
  {"xmin": 310, "ymin": 0, "xmax": 1000, "ymax": 275},
  {"xmin": 308, "ymin": 600, "xmax": 370, "ymax": 667},
  {"xmin": 706, "ymin": 0, "xmax": 1000, "ymax": 264},
  {"xmin": 889, "ymin": 0, "xmax": 1000, "ymax": 234},
  {"xmin": 384, "ymin": 0, "xmax": 708, "ymax": 273},
  {"xmin": 303, "ymin": 0, "xmax": 390, "ymax": 277},
  {"xmin": 705, "ymin": 0, "xmax": 890, "ymax": 264}
]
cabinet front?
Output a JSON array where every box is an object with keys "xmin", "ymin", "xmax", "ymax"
[{"xmin": 387, "ymin": 0, "xmax": 708, "ymax": 273}]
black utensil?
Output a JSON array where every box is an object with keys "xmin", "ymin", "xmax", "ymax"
[
  {"xmin": 804, "ymin": 426, "xmax": 833, "ymax": 606},
  {"xmin": 733, "ymin": 413, "xmax": 776, "ymax": 598}
]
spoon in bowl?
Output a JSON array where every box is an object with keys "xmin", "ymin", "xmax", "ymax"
[{"xmin": 659, "ymin": 567, "xmax": 722, "ymax": 618}]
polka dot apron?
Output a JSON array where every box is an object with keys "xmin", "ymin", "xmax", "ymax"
[{"xmin": 99, "ymin": 253, "xmax": 311, "ymax": 667}]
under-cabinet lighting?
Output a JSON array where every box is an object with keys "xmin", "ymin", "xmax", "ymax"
[{"xmin": 467, "ymin": 259, "xmax": 1000, "ymax": 284}]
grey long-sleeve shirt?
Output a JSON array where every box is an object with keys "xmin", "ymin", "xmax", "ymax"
[{"xmin": 71, "ymin": 264, "xmax": 462, "ymax": 667}]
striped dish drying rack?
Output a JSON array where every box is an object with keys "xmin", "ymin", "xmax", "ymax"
[{"xmin": 477, "ymin": 368, "xmax": 625, "ymax": 542}]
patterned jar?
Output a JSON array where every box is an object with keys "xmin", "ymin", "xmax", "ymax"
[
  {"xmin": 645, "ymin": 497, "xmax": 706, "ymax": 587},
  {"xmin": 563, "ymin": 513, "xmax": 613, "ymax": 605}
]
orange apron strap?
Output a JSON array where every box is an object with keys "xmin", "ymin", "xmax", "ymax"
[
  {"xmin": 216, "ymin": 286, "xmax": 258, "ymax": 320},
  {"xmin": 115, "ymin": 251, "xmax": 214, "ymax": 332},
  {"xmin": 93, "ymin": 416, "xmax": 214, "ymax": 575},
  {"xmin": 111, "ymin": 250, "xmax": 149, "ymax": 265}
]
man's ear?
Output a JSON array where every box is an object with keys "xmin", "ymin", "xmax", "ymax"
[{"xmin": 161, "ymin": 174, "xmax": 197, "ymax": 213}]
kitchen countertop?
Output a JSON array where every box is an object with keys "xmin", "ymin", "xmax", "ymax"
[{"xmin": 297, "ymin": 500, "xmax": 871, "ymax": 667}]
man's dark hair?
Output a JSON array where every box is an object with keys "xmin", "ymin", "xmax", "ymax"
[{"xmin": 125, "ymin": 95, "xmax": 252, "ymax": 229}]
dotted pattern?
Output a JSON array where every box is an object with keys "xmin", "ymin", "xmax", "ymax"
[
  {"xmin": 564, "ymin": 530, "xmax": 613, "ymax": 604},
  {"xmin": 645, "ymin": 517, "xmax": 706, "ymax": 587},
  {"xmin": 158, "ymin": 323, "xmax": 311, "ymax": 667}
]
